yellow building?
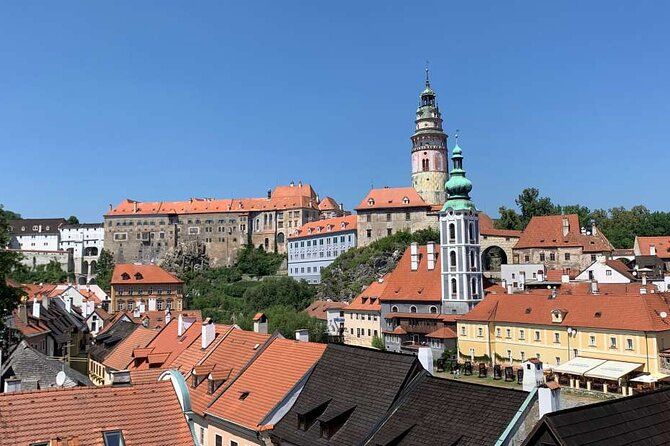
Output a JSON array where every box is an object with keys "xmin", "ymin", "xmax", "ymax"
[
  {"xmin": 343, "ymin": 278, "xmax": 385, "ymax": 348},
  {"xmin": 457, "ymin": 291, "xmax": 670, "ymax": 377}
]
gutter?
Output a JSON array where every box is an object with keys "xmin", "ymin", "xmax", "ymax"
[{"xmin": 495, "ymin": 387, "xmax": 538, "ymax": 446}]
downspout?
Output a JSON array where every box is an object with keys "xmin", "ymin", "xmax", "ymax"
[
  {"xmin": 645, "ymin": 331, "xmax": 650, "ymax": 372},
  {"xmin": 495, "ymin": 387, "xmax": 538, "ymax": 446}
]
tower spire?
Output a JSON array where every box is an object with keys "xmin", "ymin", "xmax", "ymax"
[
  {"xmin": 425, "ymin": 60, "xmax": 430, "ymax": 87},
  {"xmin": 441, "ymin": 137, "xmax": 475, "ymax": 212}
]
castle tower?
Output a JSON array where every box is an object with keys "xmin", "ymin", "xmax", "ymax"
[
  {"xmin": 411, "ymin": 68, "xmax": 448, "ymax": 205},
  {"xmin": 439, "ymin": 140, "xmax": 483, "ymax": 314}
]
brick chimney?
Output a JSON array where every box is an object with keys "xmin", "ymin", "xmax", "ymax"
[
  {"xmin": 18, "ymin": 301, "xmax": 27, "ymax": 324},
  {"xmin": 650, "ymin": 245, "xmax": 657, "ymax": 256}
]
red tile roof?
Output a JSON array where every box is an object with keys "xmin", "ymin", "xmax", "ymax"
[
  {"xmin": 426, "ymin": 326, "xmax": 458, "ymax": 339},
  {"xmin": 318, "ymin": 196, "xmax": 340, "ymax": 211},
  {"xmin": 604, "ymin": 259, "xmax": 636, "ymax": 280},
  {"xmin": 346, "ymin": 278, "xmax": 387, "ymax": 311},
  {"xmin": 636, "ymin": 236, "xmax": 670, "ymax": 260},
  {"xmin": 111, "ymin": 264, "xmax": 183, "ymax": 285},
  {"xmin": 103, "ymin": 326, "xmax": 158, "ymax": 370},
  {"xmin": 206, "ymin": 338, "xmax": 326, "ymax": 430},
  {"xmin": 305, "ymin": 300, "xmax": 348, "ymax": 320},
  {"xmin": 128, "ymin": 318, "xmax": 201, "ymax": 370},
  {"xmin": 355, "ymin": 187, "xmax": 429, "ymax": 211},
  {"xmin": 379, "ymin": 245, "xmax": 442, "ymax": 302},
  {"xmin": 289, "ymin": 215, "xmax": 357, "ymax": 239},
  {"xmin": 0, "ymin": 381, "xmax": 194, "ymax": 445},
  {"xmin": 479, "ymin": 213, "xmax": 523, "ymax": 238},
  {"xmin": 459, "ymin": 291, "xmax": 670, "ymax": 332},
  {"xmin": 12, "ymin": 312, "xmax": 50, "ymax": 336},
  {"xmin": 514, "ymin": 214, "xmax": 613, "ymax": 253}
]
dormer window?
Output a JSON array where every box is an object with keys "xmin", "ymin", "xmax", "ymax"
[
  {"xmin": 402, "ymin": 196, "xmax": 410, "ymax": 204},
  {"xmin": 121, "ymin": 272, "xmax": 131, "ymax": 280},
  {"xmin": 239, "ymin": 391, "xmax": 250, "ymax": 400},
  {"xmin": 368, "ymin": 198, "xmax": 375, "ymax": 206},
  {"xmin": 134, "ymin": 272, "xmax": 143, "ymax": 280},
  {"xmin": 551, "ymin": 309, "xmax": 567, "ymax": 323}
]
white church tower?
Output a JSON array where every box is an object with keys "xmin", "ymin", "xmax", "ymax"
[{"xmin": 440, "ymin": 140, "xmax": 484, "ymax": 314}]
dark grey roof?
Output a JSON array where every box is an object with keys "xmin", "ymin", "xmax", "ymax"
[
  {"xmin": 61, "ymin": 223, "xmax": 103, "ymax": 229},
  {"xmin": 1, "ymin": 340, "xmax": 92, "ymax": 389},
  {"xmin": 522, "ymin": 387, "xmax": 670, "ymax": 446},
  {"xmin": 365, "ymin": 373, "xmax": 530, "ymax": 446},
  {"xmin": 8, "ymin": 218, "xmax": 66, "ymax": 235},
  {"xmin": 271, "ymin": 344, "xmax": 423, "ymax": 446},
  {"xmin": 89, "ymin": 321, "xmax": 138, "ymax": 362}
]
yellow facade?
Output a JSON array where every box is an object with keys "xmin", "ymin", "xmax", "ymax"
[
  {"xmin": 457, "ymin": 320, "xmax": 670, "ymax": 374},
  {"xmin": 343, "ymin": 309, "xmax": 382, "ymax": 348}
]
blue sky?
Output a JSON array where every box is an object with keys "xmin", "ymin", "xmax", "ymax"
[{"xmin": 1, "ymin": 2, "xmax": 668, "ymax": 222}]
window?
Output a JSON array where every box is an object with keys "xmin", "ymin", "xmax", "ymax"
[
  {"xmin": 230, "ymin": 442, "xmax": 238, "ymax": 446},
  {"xmin": 549, "ymin": 253, "xmax": 556, "ymax": 261},
  {"xmin": 626, "ymin": 338, "xmax": 634, "ymax": 350},
  {"xmin": 391, "ymin": 305, "xmax": 398, "ymax": 313},
  {"xmin": 606, "ymin": 269, "xmax": 612, "ymax": 276},
  {"xmin": 387, "ymin": 228, "xmax": 392, "ymax": 236},
  {"xmin": 405, "ymin": 212, "xmax": 411, "ymax": 221},
  {"xmin": 610, "ymin": 337, "xmax": 617, "ymax": 349},
  {"xmin": 524, "ymin": 255, "xmax": 530, "ymax": 262},
  {"xmin": 477, "ymin": 327, "xmax": 483, "ymax": 337},
  {"xmin": 450, "ymin": 251, "xmax": 457, "ymax": 268},
  {"xmin": 534, "ymin": 331, "xmax": 541, "ymax": 342},
  {"xmin": 430, "ymin": 306, "xmax": 437, "ymax": 314},
  {"xmin": 519, "ymin": 330, "xmax": 525, "ymax": 340},
  {"xmin": 449, "ymin": 223, "xmax": 456, "ymax": 241},
  {"xmin": 506, "ymin": 328, "xmax": 511, "ymax": 339},
  {"xmin": 113, "ymin": 232, "xmax": 127, "ymax": 241},
  {"xmin": 539, "ymin": 253, "xmax": 545, "ymax": 261},
  {"xmin": 564, "ymin": 253, "xmax": 571, "ymax": 261},
  {"xmin": 103, "ymin": 431, "xmax": 125, "ymax": 446},
  {"xmin": 215, "ymin": 435, "xmax": 223, "ymax": 446},
  {"xmin": 496, "ymin": 328, "xmax": 501, "ymax": 338},
  {"xmin": 200, "ymin": 427, "xmax": 206, "ymax": 445},
  {"xmin": 366, "ymin": 229, "xmax": 372, "ymax": 238},
  {"xmin": 591, "ymin": 254, "xmax": 597, "ymax": 261},
  {"xmin": 589, "ymin": 335, "xmax": 596, "ymax": 346},
  {"xmin": 520, "ymin": 351, "xmax": 525, "ymax": 361},
  {"xmin": 386, "ymin": 213, "xmax": 392, "ymax": 222},
  {"xmin": 410, "ymin": 305, "xmax": 417, "ymax": 313},
  {"xmin": 554, "ymin": 332, "xmax": 560, "ymax": 343},
  {"xmin": 460, "ymin": 326, "xmax": 466, "ymax": 336}
]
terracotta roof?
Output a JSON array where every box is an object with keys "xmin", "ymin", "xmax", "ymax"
[
  {"xmin": 141, "ymin": 310, "xmax": 202, "ymax": 330},
  {"xmin": 426, "ymin": 326, "xmax": 458, "ymax": 339},
  {"xmin": 355, "ymin": 187, "xmax": 429, "ymax": 211},
  {"xmin": 636, "ymin": 236, "xmax": 670, "ymax": 260},
  {"xmin": 206, "ymin": 338, "xmax": 326, "ymax": 430},
  {"xmin": 514, "ymin": 214, "xmax": 613, "ymax": 253},
  {"xmin": 605, "ymin": 259, "xmax": 636, "ymax": 280},
  {"xmin": 385, "ymin": 312, "xmax": 442, "ymax": 320},
  {"xmin": 111, "ymin": 264, "xmax": 183, "ymax": 285},
  {"xmin": 289, "ymin": 215, "xmax": 357, "ymax": 239},
  {"xmin": 271, "ymin": 183, "xmax": 316, "ymax": 199},
  {"xmin": 459, "ymin": 292, "xmax": 670, "ymax": 332},
  {"xmin": 379, "ymin": 245, "xmax": 442, "ymax": 302},
  {"xmin": 546, "ymin": 269, "xmax": 578, "ymax": 282},
  {"xmin": 318, "ymin": 196, "xmax": 340, "ymax": 211},
  {"xmin": 479, "ymin": 213, "xmax": 523, "ymax": 238},
  {"xmin": 305, "ymin": 300, "xmax": 348, "ymax": 320},
  {"xmin": 11, "ymin": 312, "xmax": 51, "ymax": 337},
  {"xmin": 128, "ymin": 317, "xmax": 201, "ymax": 370},
  {"xmin": 253, "ymin": 312, "xmax": 265, "ymax": 321},
  {"xmin": 188, "ymin": 328, "xmax": 271, "ymax": 416},
  {"xmin": 346, "ymin": 278, "xmax": 387, "ymax": 311},
  {"xmin": 0, "ymin": 381, "xmax": 194, "ymax": 445},
  {"xmin": 102, "ymin": 326, "xmax": 158, "ymax": 370}
]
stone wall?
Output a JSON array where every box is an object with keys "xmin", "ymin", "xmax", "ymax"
[{"xmin": 356, "ymin": 208, "xmax": 438, "ymax": 247}]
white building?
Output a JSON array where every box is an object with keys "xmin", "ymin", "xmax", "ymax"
[
  {"xmin": 7, "ymin": 218, "xmax": 70, "ymax": 272},
  {"xmin": 59, "ymin": 223, "xmax": 105, "ymax": 284},
  {"xmin": 575, "ymin": 257, "xmax": 635, "ymax": 283},
  {"xmin": 501, "ymin": 263, "xmax": 550, "ymax": 292},
  {"xmin": 288, "ymin": 215, "xmax": 357, "ymax": 284}
]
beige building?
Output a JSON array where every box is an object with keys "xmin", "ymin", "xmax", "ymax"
[
  {"xmin": 104, "ymin": 182, "xmax": 339, "ymax": 266},
  {"xmin": 457, "ymin": 290, "xmax": 670, "ymax": 378},
  {"xmin": 110, "ymin": 263, "xmax": 184, "ymax": 313},
  {"xmin": 355, "ymin": 187, "xmax": 439, "ymax": 247},
  {"xmin": 512, "ymin": 214, "xmax": 613, "ymax": 274},
  {"xmin": 343, "ymin": 277, "xmax": 385, "ymax": 348}
]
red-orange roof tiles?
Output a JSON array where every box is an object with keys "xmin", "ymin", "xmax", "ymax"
[
  {"xmin": 206, "ymin": 338, "xmax": 326, "ymax": 430},
  {"xmin": 0, "ymin": 382, "xmax": 194, "ymax": 445},
  {"xmin": 305, "ymin": 300, "xmax": 348, "ymax": 320},
  {"xmin": 426, "ymin": 326, "xmax": 458, "ymax": 339},
  {"xmin": 636, "ymin": 236, "xmax": 670, "ymax": 260},
  {"xmin": 347, "ymin": 278, "xmax": 387, "ymax": 312},
  {"xmin": 355, "ymin": 187, "xmax": 429, "ymax": 211},
  {"xmin": 111, "ymin": 264, "xmax": 183, "ymax": 285},
  {"xmin": 379, "ymin": 245, "xmax": 442, "ymax": 302},
  {"xmin": 103, "ymin": 326, "xmax": 158, "ymax": 370},
  {"xmin": 289, "ymin": 215, "xmax": 357, "ymax": 239},
  {"xmin": 514, "ymin": 214, "xmax": 613, "ymax": 252},
  {"xmin": 128, "ymin": 318, "xmax": 200, "ymax": 370},
  {"xmin": 317, "ymin": 196, "xmax": 340, "ymax": 211}
]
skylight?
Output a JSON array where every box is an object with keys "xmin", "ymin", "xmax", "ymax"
[{"xmin": 103, "ymin": 431, "xmax": 125, "ymax": 446}]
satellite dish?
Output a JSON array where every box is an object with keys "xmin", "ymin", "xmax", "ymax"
[
  {"xmin": 55, "ymin": 371, "xmax": 66, "ymax": 387},
  {"xmin": 661, "ymin": 312, "xmax": 668, "ymax": 319}
]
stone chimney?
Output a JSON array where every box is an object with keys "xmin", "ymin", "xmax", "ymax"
[
  {"xmin": 642, "ymin": 273, "xmax": 648, "ymax": 286},
  {"xmin": 410, "ymin": 242, "xmax": 419, "ymax": 271},
  {"xmin": 562, "ymin": 217, "xmax": 569, "ymax": 237},
  {"xmin": 295, "ymin": 329, "xmax": 310, "ymax": 342},
  {"xmin": 41, "ymin": 294, "xmax": 50, "ymax": 311},
  {"xmin": 18, "ymin": 301, "xmax": 27, "ymax": 324},
  {"xmin": 64, "ymin": 297, "xmax": 72, "ymax": 314},
  {"xmin": 253, "ymin": 313, "xmax": 268, "ymax": 334},
  {"xmin": 164, "ymin": 308, "xmax": 172, "ymax": 325},
  {"xmin": 538, "ymin": 382, "xmax": 561, "ymax": 418},
  {"xmin": 133, "ymin": 305, "xmax": 141, "ymax": 318},
  {"xmin": 32, "ymin": 298, "xmax": 41, "ymax": 319},
  {"xmin": 133, "ymin": 201, "xmax": 138, "ymax": 213},
  {"xmin": 426, "ymin": 242, "xmax": 436, "ymax": 271},
  {"xmin": 519, "ymin": 271, "xmax": 526, "ymax": 291},
  {"xmin": 590, "ymin": 219, "xmax": 597, "ymax": 236},
  {"xmin": 201, "ymin": 318, "xmax": 216, "ymax": 349}
]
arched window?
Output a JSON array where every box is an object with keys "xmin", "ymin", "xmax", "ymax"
[
  {"xmin": 277, "ymin": 233, "xmax": 285, "ymax": 244},
  {"xmin": 430, "ymin": 306, "xmax": 438, "ymax": 314},
  {"xmin": 450, "ymin": 251, "xmax": 457, "ymax": 268},
  {"xmin": 451, "ymin": 278, "xmax": 457, "ymax": 297},
  {"xmin": 469, "ymin": 222, "xmax": 475, "ymax": 242},
  {"xmin": 449, "ymin": 223, "xmax": 456, "ymax": 242},
  {"xmin": 368, "ymin": 198, "xmax": 375, "ymax": 206},
  {"xmin": 391, "ymin": 305, "xmax": 398, "ymax": 313},
  {"xmin": 469, "ymin": 250, "xmax": 476, "ymax": 269},
  {"xmin": 422, "ymin": 158, "xmax": 429, "ymax": 171},
  {"xmin": 410, "ymin": 306, "xmax": 417, "ymax": 313}
]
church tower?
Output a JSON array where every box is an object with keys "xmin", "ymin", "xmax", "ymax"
[
  {"xmin": 440, "ymin": 140, "xmax": 483, "ymax": 314},
  {"xmin": 411, "ymin": 68, "xmax": 448, "ymax": 205}
]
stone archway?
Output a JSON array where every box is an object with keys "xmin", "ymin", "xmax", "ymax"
[{"xmin": 482, "ymin": 246, "xmax": 507, "ymax": 273}]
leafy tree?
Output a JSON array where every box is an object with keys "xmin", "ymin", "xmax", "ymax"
[
  {"xmin": 560, "ymin": 204, "xmax": 591, "ymax": 228},
  {"xmin": 0, "ymin": 205, "xmax": 23, "ymax": 348},
  {"xmin": 262, "ymin": 304, "xmax": 327, "ymax": 343},
  {"xmin": 234, "ymin": 245, "xmax": 284, "ymax": 277},
  {"xmin": 243, "ymin": 277, "xmax": 315, "ymax": 311},
  {"xmin": 66, "ymin": 215, "xmax": 79, "ymax": 225},
  {"xmin": 0, "ymin": 207, "xmax": 21, "ymax": 220},
  {"xmin": 11, "ymin": 260, "xmax": 67, "ymax": 284},
  {"xmin": 515, "ymin": 187, "xmax": 561, "ymax": 228},
  {"xmin": 94, "ymin": 249, "xmax": 115, "ymax": 292},
  {"xmin": 495, "ymin": 206, "xmax": 522, "ymax": 230},
  {"xmin": 371, "ymin": 335, "xmax": 385, "ymax": 350}
]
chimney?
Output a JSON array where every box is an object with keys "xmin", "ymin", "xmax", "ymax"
[
  {"xmin": 110, "ymin": 370, "xmax": 131, "ymax": 386},
  {"xmin": 41, "ymin": 294, "xmax": 50, "ymax": 311},
  {"xmin": 562, "ymin": 217, "xmax": 569, "ymax": 237},
  {"xmin": 549, "ymin": 288, "xmax": 558, "ymax": 299},
  {"xmin": 290, "ymin": 180, "xmax": 294, "ymax": 187},
  {"xmin": 426, "ymin": 242, "xmax": 436, "ymax": 271},
  {"xmin": 164, "ymin": 308, "xmax": 172, "ymax": 325},
  {"xmin": 561, "ymin": 274, "xmax": 570, "ymax": 283},
  {"xmin": 18, "ymin": 302, "xmax": 27, "ymax": 324},
  {"xmin": 417, "ymin": 347, "xmax": 434, "ymax": 374},
  {"xmin": 295, "ymin": 329, "xmax": 310, "ymax": 342},
  {"xmin": 133, "ymin": 201, "xmax": 138, "ymax": 213},
  {"xmin": 298, "ymin": 180, "xmax": 303, "ymax": 187},
  {"xmin": 177, "ymin": 314, "xmax": 184, "ymax": 336},
  {"xmin": 597, "ymin": 255, "xmax": 606, "ymax": 264},
  {"xmin": 642, "ymin": 273, "xmax": 648, "ymax": 286},
  {"xmin": 590, "ymin": 281, "xmax": 599, "ymax": 295},
  {"xmin": 410, "ymin": 242, "xmax": 419, "ymax": 271},
  {"xmin": 650, "ymin": 245, "xmax": 657, "ymax": 256},
  {"xmin": 253, "ymin": 313, "xmax": 268, "ymax": 334},
  {"xmin": 64, "ymin": 297, "xmax": 72, "ymax": 314},
  {"xmin": 538, "ymin": 270, "xmax": 545, "ymax": 282},
  {"xmin": 4, "ymin": 377, "xmax": 21, "ymax": 393},
  {"xmin": 133, "ymin": 305, "xmax": 141, "ymax": 318},
  {"xmin": 538, "ymin": 382, "xmax": 561, "ymax": 418},
  {"xmin": 507, "ymin": 284, "xmax": 513, "ymax": 295},
  {"xmin": 32, "ymin": 298, "xmax": 41, "ymax": 319},
  {"xmin": 640, "ymin": 287, "xmax": 647, "ymax": 295},
  {"xmin": 501, "ymin": 279, "xmax": 507, "ymax": 289},
  {"xmin": 590, "ymin": 219, "xmax": 597, "ymax": 236},
  {"xmin": 108, "ymin": 204, "xmax": 113, "ymax": 212},
  {"xmin": 267, "ymin": 189, "xmax": 272, "ymax": 199},
  {"xmin": 201, "ymin": 318, "xmax": 216, "ymax": 349},
  {"xmin": 339, "ymin": 202, "xmax": 344, "ymax": 211},
  {"xmin": 580, "ymin": 227, "xmax": 586, "ymax": 235},
  {"xmin": 519, "ymin": 271, "xmax": 526, "ymax": 290}
]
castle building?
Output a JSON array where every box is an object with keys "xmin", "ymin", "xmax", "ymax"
[
  {"xmin": 440, "ymin": 142, "xmax": 484, "ymax": 314},
  {"xmin": 411, "ymin": 68, "xmax": 449, "ymax": 206}
]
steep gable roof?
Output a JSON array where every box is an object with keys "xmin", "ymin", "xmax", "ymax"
[
  {"xmin": 346, "ymin": 277, "xmax": 387, "ymax": 312},
  {"xmin": 379, "ymin": 246, "xmax": 441, "ymax": 302},
  {"xmin": 318, "ymin": 196, "xmax": 340, "ymax": 211},
  {"xmin": 515, "ymin": 214, "xmax": 613, "ymax": 252},
  {"xmin": 289, "ymin": 215, "xmax": 357, "ymax": 239},
  {"xmin": 102, "ymin": 326, "xmax": 158, "ymax": 371},
  {"xmin": 635, "ymin": 236, "xmax": 670, "ymax": 260},
  {"xmin": 111, "ymin": 264, "xmax": 183, "ymax": 285}
]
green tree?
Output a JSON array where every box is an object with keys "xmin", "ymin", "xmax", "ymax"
[
  {"xmin": 243, "ymin": 277, "xmax": 315, "ymax": 311},
  {"xmin": 560, "ymin": 204, "xmax": 591, "ymax": 228},
  {"xmin": 234, "ymin": 245, "xmax": 285, "ymax": 277},
  {"xmin": 11, "ymin": 260, "xmax": 67, "ymax": 284},
  {"xmin": 94, "ymin": 249, "xmax": 115, "ymax": 292},
  {"xmin": 0, "ymin": 205, "xmax": 23, "ymax": 348},
  {"xmin": 66, "ymin": 215, "xmax": 79, "ymax": 225},
  {"xmin": 515, "ymin": 187, "xmax": 561, "ymax": 227},
  {"xmin": 371, "ymin": 335, "xmax": 385, "ymax": 350},
  {"xmin": 495, "ymin": 206, "xmax": 522, "ymax": 230},
  {"xmin": 263, "ymin": 305, "xmax": 327, "ymax": 343}
]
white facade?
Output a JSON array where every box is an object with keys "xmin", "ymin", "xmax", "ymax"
[
  {"xmin": 575, "ymin": 257, "xmax": 632, "ymax": 284},
  {"xmin": 501, "ymin": 263, "xmax": 547, "ymax": 292},
  {"xmin": 59, "ymin": 224, "xmax": 105, "ymax": 284},
  {"xmin": 440, "ymin": 208, "xmax": 484, "ymax": 314},
  {"xmin": 288, "ymin": 229, "xmax": 357, "ymax": 284}
]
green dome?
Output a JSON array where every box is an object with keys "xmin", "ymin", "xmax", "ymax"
[
  {"xmin": 445, "ymin": 172, "xmax": 472, "ymax": 199},
  {"xmin": 441, "ymin": 142, "xmax": 477, "ymax": 212},
  {"xmin": 452, "ymin": 143, "xmax": 462, "ymax": 156},
  {"xmin": 421, "ymin": 86, "xmax": 435, "ymax": 96}
]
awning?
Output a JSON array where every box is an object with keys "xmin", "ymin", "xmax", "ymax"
[
  {"xmin": 553, "ymin": 357, "xmax": 606, "ymax": 376},
  {"xmin": 630, "ymin": 372, "xmax": 670, "ymax": 383},
  {"xmin": 584, "ymin": 360, "xmax": 643, "ymax": 380}
]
